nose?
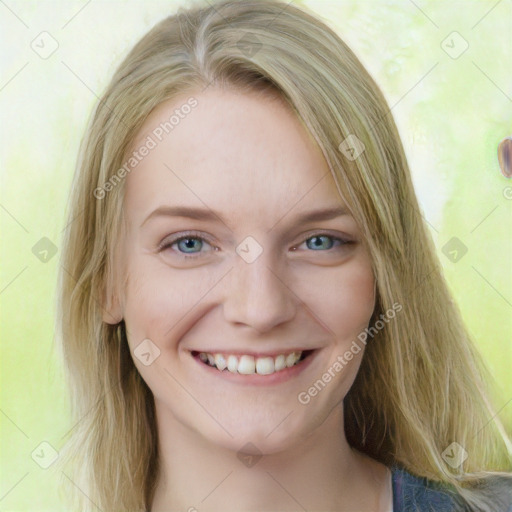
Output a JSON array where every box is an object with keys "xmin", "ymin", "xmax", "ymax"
[{"xmin": 222, "ymin": 250, "xmax": 297, "ymax": 334}]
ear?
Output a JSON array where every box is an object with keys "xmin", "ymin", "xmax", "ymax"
[
  {"xmin": 103, "ymin": 298, "xmax": 123, "ymax": 324},
  {"xmin": 101, "ymin": 279, "xmax": 123, "ymax": 325}
]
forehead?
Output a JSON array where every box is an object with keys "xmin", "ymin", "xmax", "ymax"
[{"xmin": 124, "ymin": 87, "xmax": 344, "ymax": 224}]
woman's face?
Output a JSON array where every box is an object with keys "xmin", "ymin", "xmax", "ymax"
[{"xmin": 108, "ymin": 87, "xmax": 376, "ymax": 453}]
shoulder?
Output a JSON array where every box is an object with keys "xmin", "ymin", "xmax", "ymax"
[
  {"xmin": 392, "ymin": 465, "xmax": 465, "ymax": 511},
  {"xmin": 391, "ymin": 465, "xmax": 512, "ymax": 512}
]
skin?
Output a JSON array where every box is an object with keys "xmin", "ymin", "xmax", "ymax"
[{"xmin": 104, "ymin": 86, "xmax": 392, "ymax": 511}]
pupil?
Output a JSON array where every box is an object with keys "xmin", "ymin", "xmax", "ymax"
[
  {"xmin": 308, "ymin": 235, "xmax": 332, "ymax": 250},
  {"xmin": 181, "ymin": 238, "xmax": 200, "ymax": 252}
]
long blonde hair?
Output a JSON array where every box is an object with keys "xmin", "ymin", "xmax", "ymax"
[{"xmin": 55, "ymin": 1, "xmax": 512, "ymax": 510}]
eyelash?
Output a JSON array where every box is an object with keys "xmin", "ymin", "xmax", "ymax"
[{"xmin": 158, "ymin": 230, "xmax": 353, "ymax": 260}]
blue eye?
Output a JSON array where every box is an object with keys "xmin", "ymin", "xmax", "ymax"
[
  {"xmin": 158, "ymin": 231, "xmax": 351, "ymax": 260},
  {"xmin": 305, "ymin": 234, "xmax": 336, "ymax": 251},
  {"xmin": 177, "ymin": 237, "xmax": 204, "ymax": 253},
  {"xmin": 159, "ymin": 232, "xmax": 213, "ymax": 259}
]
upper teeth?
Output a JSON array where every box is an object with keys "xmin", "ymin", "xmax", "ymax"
[{"xmin": 199, "ymin": 351, "xmax": 303, "ymax": 375}]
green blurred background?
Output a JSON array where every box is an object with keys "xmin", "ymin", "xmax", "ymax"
[{"xmin": 1, "ymin": 0, "xmax": 511, "ymax": 509}]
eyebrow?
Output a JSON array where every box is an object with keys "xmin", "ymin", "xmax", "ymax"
[{"xmin": 140, "ymin": 205, "xmax": 351, "ymax": 229}]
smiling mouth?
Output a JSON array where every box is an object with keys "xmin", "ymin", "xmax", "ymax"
[{"xmin": 191, "ymin": 350, "xmax": 314, "ymax": 376}]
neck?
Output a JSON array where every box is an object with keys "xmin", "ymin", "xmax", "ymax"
[{"xmin": 150, "ymin": 403, "xmax": 391, "ymax": 512}]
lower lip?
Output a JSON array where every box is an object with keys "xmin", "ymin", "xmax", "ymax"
[{"xmin": 191, "ymin": 350, "xmax": 319, "ymax": 386}]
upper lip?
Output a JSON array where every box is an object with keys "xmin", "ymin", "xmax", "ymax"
[{"xmin": 191, "ymin": 348, "xmax": 316, "ymax": 358}]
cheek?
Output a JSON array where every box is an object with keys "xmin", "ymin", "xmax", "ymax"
[
  {"xmin": 122, "ymin": 260, "xmax": 173, "ymax": 342},
  {"xmin": 295, "ymin": 257, "xmax": 375, "ymax": 337},
  {"xmin": 121, "ymin": 257, "xmax": 218, "ymax": 341}
]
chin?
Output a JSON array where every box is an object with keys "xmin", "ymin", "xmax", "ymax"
[{"xmin": 197, "ymin": 403, "xmax": 329, "ymax": 457}]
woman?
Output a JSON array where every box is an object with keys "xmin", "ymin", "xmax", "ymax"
[{"xmin": 55, "ymin": 1, "xmax": 512, "ymax": 510}]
